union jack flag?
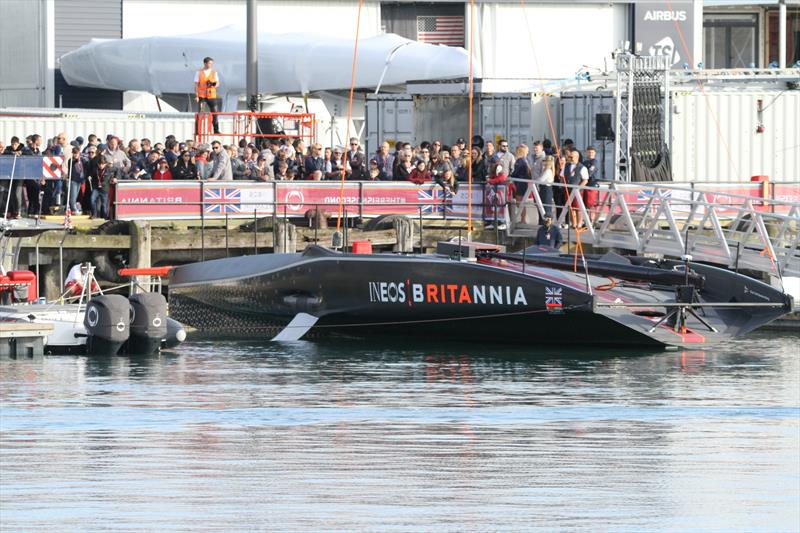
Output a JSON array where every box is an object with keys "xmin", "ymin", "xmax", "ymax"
[
  {"xmin": 204, "ymin": 187, "xmax": 241, "ymax": 214},
  {"xmin": 545, "ymin": 286, "xmax": 563, "ymax": 309},
  {"xmin": 418, "ymin": 188, "xmax": 447, "ymax": 214}
]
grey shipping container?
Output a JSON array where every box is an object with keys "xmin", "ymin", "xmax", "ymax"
[
  {"xmin": 365, "ymin": 95, "xmax": 414, "ymax": 155},
  {"xmin": 480, "ymin": 94, "xmax": 532, "ymax": 150},
  {"xmin": 559, "ymin": 91, "xmax": 617, "ymax": 181}
]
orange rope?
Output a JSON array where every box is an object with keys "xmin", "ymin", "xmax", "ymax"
[
  {"xmin": 467, "ymin": 0, "xmax": 475, "ymax": 233},
  {"xmin": 595, "ymin": 276, "xmax": 618, "ymax": 291},
  {"xmin": 336, "ymin": 0, "xmax": 364, "ymax": 232},
  {"xmin": 572, "ymin": 226, "xmax": 588, "ymax": 272},
  {"xmin": 663, "ymin": 0, "xmax": 740, "ymax": 181}
]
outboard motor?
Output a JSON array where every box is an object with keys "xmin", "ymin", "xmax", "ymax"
[
  {"xmin": 127, "ymin": 293, "xmax": 168, "ymax": 355},
  {"xmin": 84, "ymin": 294, "xmax": 130, "ymax": 356}
]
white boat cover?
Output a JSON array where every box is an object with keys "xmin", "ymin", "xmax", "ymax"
[{"xmin": 60, "ymin": 26, "xmax": 474, "ymax": 97}]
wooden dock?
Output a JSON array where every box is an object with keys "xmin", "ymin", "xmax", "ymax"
[{"xmin": 0, "ymin": 322, "xmax": 54, "ymax": 357}]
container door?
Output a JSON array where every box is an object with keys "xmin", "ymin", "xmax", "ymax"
[{"xmin": 365, "ymin": 95, "xmax": 413, "ymax": 155}]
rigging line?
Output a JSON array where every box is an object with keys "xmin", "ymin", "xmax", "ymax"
[
  {"xmin": 519, "ymin": 0, "xmax": 562, "ymax": 172},
  {"xmin": 467, "ymin": 0, "xmax": 475, "ymax": 233},
  {"xmin": 336, "ymin": 0, "xmax": 364, "ymax": 232},
  {"xmin": 663, "ymin": 0, "xmax": 740, "ymax": 181}
]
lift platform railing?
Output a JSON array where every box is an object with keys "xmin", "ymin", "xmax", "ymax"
[
  {"xmin": 194, "ymin": 111, "xmax": 316, "ymax": 146},
  {"xmin": 508, "ymin": 179, "xmax": 800, "ymax": 277}
]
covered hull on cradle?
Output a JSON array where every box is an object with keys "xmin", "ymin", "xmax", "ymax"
[{"xmin": 168, "ymin": 246, "xmax": 793, "ymax": 348}]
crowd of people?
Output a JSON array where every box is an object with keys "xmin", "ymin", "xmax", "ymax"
[{"xmin": 0, "ymin": 131, "xmax": 601, "ymax": 230}]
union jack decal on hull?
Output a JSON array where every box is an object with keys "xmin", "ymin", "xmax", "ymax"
[{"xmin": 545, "ymin": 286, "xmax": 563, "ymax": 312}]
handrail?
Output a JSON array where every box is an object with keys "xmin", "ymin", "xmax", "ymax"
[{"xmin": 507, "ymin": 177, "xmax": 800, "ymax": 277}]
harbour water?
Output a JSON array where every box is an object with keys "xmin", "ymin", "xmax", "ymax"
[{"xmin": 1, "ymin": 333, "xmax": 798, "ymax": 532}]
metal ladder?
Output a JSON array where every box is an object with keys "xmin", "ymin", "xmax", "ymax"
[{"xmin": 508, "ymin": 181, "xmax": 800, "ymax": 278}]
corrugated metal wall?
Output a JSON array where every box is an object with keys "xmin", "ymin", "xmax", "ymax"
[
  {"xmin": 671, "ymin": 91, "xmax": 800, "ymax": 182},
  {"xmin": 0, "ymin": 1, "xmax": 47, "ymax": 107},
  {"xmin": 0, "ymin": 110, "xmax": 196, "ymax": 146},
  {"xmin": 54, "ymin": 0, "xmax": 123, "ymax": 109},
  {"xmin": 481, "ymin": 94, "xmax": 532, "ymax": 150}
]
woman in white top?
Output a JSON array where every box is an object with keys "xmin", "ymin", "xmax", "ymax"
[{"xmin": 538, "ymin": 156, "xmax": 556, "ymax": 219}]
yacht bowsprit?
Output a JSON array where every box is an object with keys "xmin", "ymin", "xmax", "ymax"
[{"xmin": 168, "ymin": 242, "xmax": 793, "ymax": 348}]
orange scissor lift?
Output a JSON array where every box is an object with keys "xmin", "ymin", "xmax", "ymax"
[{"xmin": 194, "ymin": 111, "xmax": 316, "ymax": 146}]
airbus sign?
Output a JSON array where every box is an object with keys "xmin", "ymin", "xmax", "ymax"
[
  {"xmin": 635, "ymin": 1, "xmax": 695, "ymax": 68},
  {"xmin": 643, "ymin": 10, "xmax": 688, "ymax": 22}
]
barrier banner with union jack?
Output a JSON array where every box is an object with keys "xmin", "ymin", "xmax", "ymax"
[{"xmin": 0, "ymin": 155, "xmax": 64, "ymax": 180}]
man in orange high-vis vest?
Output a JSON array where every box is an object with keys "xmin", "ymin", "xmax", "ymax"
[{"xmin": 195, "ymin": 56, "xmax": 221, "ymax": 134}]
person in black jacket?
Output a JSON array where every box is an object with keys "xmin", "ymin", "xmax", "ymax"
[
  {"xmin": 468, "ymin": 147, "xmax": 487, "ymax": 184},
  {"xmin": 172, "ymin": 151, "xmax": 197, "ymax": 179},
  {"xmin": 536, "ymin": 216, "xmax": 563, "ymax": 249}
]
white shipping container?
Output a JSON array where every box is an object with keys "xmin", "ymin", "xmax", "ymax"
[
  {"xmin": 670, "ymin": 90, "xmax": 800, "ymax": 182},
  {"xmin": 0, "ymin": 109, "xmax": 196, "ymax": 146}
]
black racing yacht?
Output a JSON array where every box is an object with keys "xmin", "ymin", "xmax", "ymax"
[{"xmin": 167, "ymin": 241, "xmax": 793, "ymax": 348}]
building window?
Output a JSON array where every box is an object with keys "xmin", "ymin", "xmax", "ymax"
[
  {"xmin": 704, "ymin": 13, "xmax": 758, "ymax": 68},
  {"xmin": 767, "ymin": 8, "xmax": 800, "ymax": 66}
]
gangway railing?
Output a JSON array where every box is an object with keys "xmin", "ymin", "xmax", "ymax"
[{"xmin": 508, "ymin": 180, "xmax": 800, "ymax": 277}]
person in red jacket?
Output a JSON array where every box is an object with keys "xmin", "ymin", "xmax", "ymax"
[
  {"xmin": 152, "ymin": 158, "xmax": 173, "ymax": 180},
  {"xmin": 408, "ymin": 160, "xmax": 431, "ymax": 185},
  {"xmin": 485, "ymin": 164, "xmax": 508, "ymax": 230}
]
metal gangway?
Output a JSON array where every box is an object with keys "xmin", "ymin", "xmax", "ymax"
[{"xmin": 507, "ymin": 181, "xmax": 800, "ymax": 278}]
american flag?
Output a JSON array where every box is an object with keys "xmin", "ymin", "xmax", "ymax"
[
  {"xmin": 204, "ymin": 187, "xmax": 241, "ymax": 214},
  {"xmin": 416, "ymin": 16, "xmax": 464, "ymax": 46},
  {"xmin": 545, "ymin": 287, "xmax": 563, "ymax": 309}
]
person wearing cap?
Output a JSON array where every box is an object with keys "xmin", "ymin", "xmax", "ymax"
[
  {"xmin": 535, "ymin": 216, "xmax": 563, "ymax": 249},
  {"xmin": 367, "ymin": 158, "xmax": 386, "ymax": 181},
  {"xmin": 64, "ymin": 262, "xmax": 100, "ymax": 298},
  {"xmin": 194, "ymin": 144, "xmax": 211, "ymax": 180}
]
